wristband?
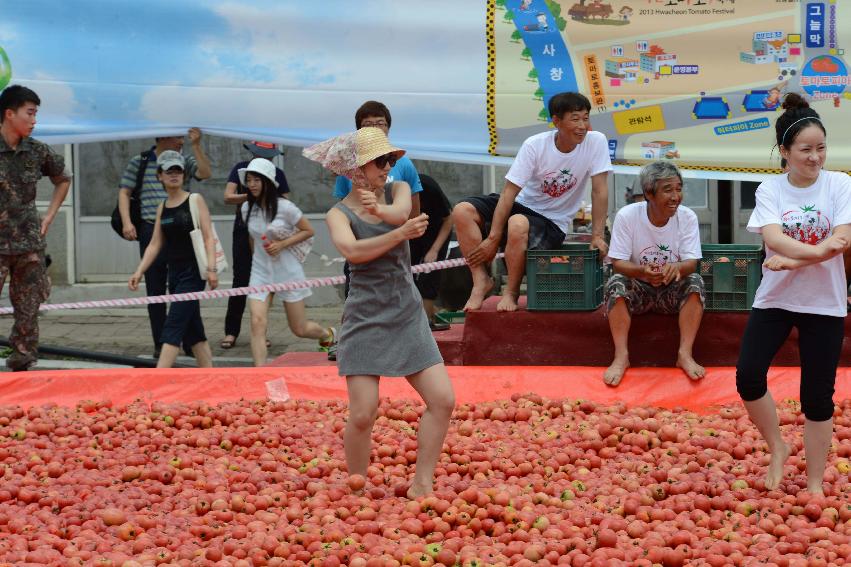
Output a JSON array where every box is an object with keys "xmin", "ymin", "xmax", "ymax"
[{"xmin": 206, "ymin": 267, "xmax": 217, "ymax": 273}]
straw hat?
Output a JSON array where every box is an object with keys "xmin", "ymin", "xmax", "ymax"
[{"xmin": 302, "ymin": 127, "xmax": 405, "ymax": 177}]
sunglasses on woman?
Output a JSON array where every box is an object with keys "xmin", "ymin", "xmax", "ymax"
[{"xmin": 373, "ymin": 153, "xmax": 398, "ymax": 169}]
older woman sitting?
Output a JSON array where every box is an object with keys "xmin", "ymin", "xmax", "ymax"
[{"xmin": 603, "ymin": 161, "xmax": 706, "ymax": 386}]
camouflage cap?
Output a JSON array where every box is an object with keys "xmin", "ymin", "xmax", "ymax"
[{"xmin": 157, "ymin": 150, "xmax": 185, "ymax": 170}]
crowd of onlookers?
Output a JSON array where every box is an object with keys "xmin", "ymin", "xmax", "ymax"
[{"xmin": 3, "ymin": 81, "xmax": 851, "ymax": 496}]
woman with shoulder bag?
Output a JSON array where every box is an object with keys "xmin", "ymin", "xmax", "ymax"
[{"xmin": 128, "ymin": 150, "xmax": 217, "ymax": 368}]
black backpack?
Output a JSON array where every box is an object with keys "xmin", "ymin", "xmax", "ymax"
[{"xmin": 110, "ymin": 149, "xmax": 155, "ymax": 238}]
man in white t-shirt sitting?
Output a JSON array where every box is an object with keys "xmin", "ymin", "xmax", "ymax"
[
  {"xmin": 604, "ymin": 161, "xmax": 706, "ymax": 386},
  {"xmin": 453, "ymin": 92, "xmax": 613, "ymax": 312}
]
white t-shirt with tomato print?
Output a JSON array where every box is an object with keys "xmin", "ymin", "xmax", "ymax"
[
  {"xmin": 747, "ymin": 170, "xmax": 851, "ymax": 317},
  {"xmin": 607, "ymin": 202, "xmax": 702, "ymax": 271},
  {"xmin": 508, "ymin": 130, "xmax": 613, "ymax": 235}
]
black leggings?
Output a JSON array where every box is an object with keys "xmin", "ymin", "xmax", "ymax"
[{"xmin": 736, "ymin": 308, "xmax": 845, "ymax": 422}]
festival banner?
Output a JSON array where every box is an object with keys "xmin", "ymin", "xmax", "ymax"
[
  {"xmin": 491, "ymin": 0, "xmax": 851, "ymax": 173},
  {"xmin": 2, "ymin": 1, "xmax": 850, "ymax": 173},
  {"xmin": 0, "ymin": 0, "xmax": 488, "ymax": 159}
]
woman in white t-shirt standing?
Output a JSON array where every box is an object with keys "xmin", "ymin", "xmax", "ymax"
[
  {"xmin": 240, "ymin": 158, "xmax": 336, "ymax": 366},
  {"xmin": 736, "ymin": 93, "xmax": 851, "ymax": 495}
]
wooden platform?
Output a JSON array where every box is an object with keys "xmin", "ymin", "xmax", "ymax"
[{"xmin": 269, "ymin": 296, "xmax": 851, "ymax": 367}]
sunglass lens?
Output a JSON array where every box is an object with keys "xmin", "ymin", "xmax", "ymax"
[{"xmin": 375, "ymin": 154, "xmax": 397, "ymax": 169}]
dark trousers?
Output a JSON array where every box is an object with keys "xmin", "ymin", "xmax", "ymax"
[
  {"xmin": 736, "ymin": 307, "xmax": 845, "ymax": 422},
  {"xmin": 224, "ymin": 224, "xmax": 252, "ymax": 337},
  {"xmin": 0, "ymin": 250, "xmax": 46, "ymax": 355},
  {"xmin": 138, "ymin": 222, "xmax": 190, "ymax": 354},
  {"xmin": 160, "ymin": 262, "xmax": 207, "ymax": 347}
]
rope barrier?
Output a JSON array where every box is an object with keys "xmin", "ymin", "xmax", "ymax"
[{"xmin": 0, "ymin": 254, "xmax": 503, "ymax": 315}]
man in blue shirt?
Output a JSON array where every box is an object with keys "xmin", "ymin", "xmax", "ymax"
[{"xmin": 332, "ymin": 101, "xmax": 422, "ymax": 216}]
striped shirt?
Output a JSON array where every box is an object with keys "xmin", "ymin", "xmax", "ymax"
[{"xmin": 119, "ymin": 149, "xmax": 199, "ymax": 222}]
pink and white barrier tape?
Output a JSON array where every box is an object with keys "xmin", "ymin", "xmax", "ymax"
[{"xmin": 0, "ymin": 254, "xmax": 503, "ymax": 315}]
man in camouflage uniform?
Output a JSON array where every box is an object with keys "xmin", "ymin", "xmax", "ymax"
[{"xmin": 0, "ymin": 85, "xmax": 72, "ymax": 371}]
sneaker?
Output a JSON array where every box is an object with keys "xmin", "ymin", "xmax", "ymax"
[
  {"xmin": 429, "ymin": 321, "xmax": 451, "ymax": 332},
  {"xmin": 326, "ymin": 343, "xmax": 337, "ymax": 361},
  {"xmin": 318, "ymin": 327, "xmax": 337, "ymax": 350},
  {"xmin": 6, "ymin": 351, "xmax": 36, "ymax": 372}
]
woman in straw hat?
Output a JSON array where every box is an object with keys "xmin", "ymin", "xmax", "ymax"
[
  {"xmin": 239, "ymin": 157, "xmax": 336, "ymax": 366},
  {"xmin": 304, "ymin": 127, "xmax": 455, "ymax": 498}
]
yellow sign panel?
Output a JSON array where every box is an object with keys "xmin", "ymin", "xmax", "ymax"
[
  {"xmin": 612, "ymin": 106, "xmax": 666, "ymax": 135},
  {"xmin": 583, "ymin": 54, "xmax": 606, "ymax": 108},
  {"xmin": 659, "ymin": 65, "xmax": 673, "ymax": 76}
]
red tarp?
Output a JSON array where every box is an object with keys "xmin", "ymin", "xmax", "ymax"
[{"xmin": 0, "ymin": 366, "xmax": 846, "ymax": 413}]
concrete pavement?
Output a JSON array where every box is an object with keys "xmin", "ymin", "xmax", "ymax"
[{"xmin": 0, "ymin": 284, "xmax": 345, "ymax": 370}]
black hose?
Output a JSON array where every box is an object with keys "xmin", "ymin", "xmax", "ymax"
[{"xmin": 0, "ymin": 338, "xmax": 193, "ymax": 369}]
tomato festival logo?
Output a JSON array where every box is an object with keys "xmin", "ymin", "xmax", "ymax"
[
  {"xmin": 781, "ymin": 204, "xmax": 830, "ymax": 245},
  {"xmin": 639, "ymin": 243, "xmax": 679, "ymax": 268},
  {"xmin": 540, "ymin": 168, "xmax": 577, "ymax": 198}
]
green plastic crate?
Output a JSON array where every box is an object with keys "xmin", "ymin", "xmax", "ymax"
[
  {"xmin": 435, "ymin": 311, "xmax": 465, "ymax": 324},
  {"xmin": 699, "ymin": 244, "xmax": 763, "ymax": 311},
  {"xmin": 526, "ymin": 243, "xmax": 602, "ymax": 311}
]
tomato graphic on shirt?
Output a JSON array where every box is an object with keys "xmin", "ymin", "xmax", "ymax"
[
  {"xmin": 781, "ymin": 204, "xmax": 831, "ymax": 245},
  {"xmin": 639, "ymin": 243, "xmax": 679, "ymax": 268},
  {"xmin": 540, "ymin": 168, "xmax": 577, "ymax": 198}
]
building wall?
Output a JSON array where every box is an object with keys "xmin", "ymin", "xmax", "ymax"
[{"xmin": 63, "ymin": 135, "xmax": 492, "ymax": 304}]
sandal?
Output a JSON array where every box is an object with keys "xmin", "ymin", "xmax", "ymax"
[
  {"xmin": 220, "ymin": 336, "xmax": 236, "ymax": 349},
  {"xmin": 266, "ymin": 338, "xmax": 272, "ymax": 348}
]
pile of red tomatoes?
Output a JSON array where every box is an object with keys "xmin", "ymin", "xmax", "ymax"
[{"xmin": 2, "ymin": 394, "xmax": 851, "ymax": 566}]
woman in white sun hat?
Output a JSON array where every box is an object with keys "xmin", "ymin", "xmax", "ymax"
[
  {"xmin": 239, "ymin": 157, "xmax": 336, "ymax": 366},
  {"xmin": 304, "ymin": 127, "xmax": 455, "ymax": 498}
]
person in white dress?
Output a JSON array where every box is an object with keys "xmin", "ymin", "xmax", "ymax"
[{"xmin": 239, "ymin": 158, "xmax": 335, "ymax": 366}]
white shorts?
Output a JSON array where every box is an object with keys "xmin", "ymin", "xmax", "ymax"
[{"xmin": 248, "ymin": 287, "xmax": 311, "ymax": 304}]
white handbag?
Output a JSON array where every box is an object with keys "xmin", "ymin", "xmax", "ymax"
[{"xmin": 188, "ymin": 193, "xmax": 229, "ymax": 279}]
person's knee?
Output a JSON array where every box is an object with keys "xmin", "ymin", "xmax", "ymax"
[
  {"xmin": 250, "ymin": 313, "xmax": 267, "ymax": 333},
  {"xmin": 735, "ymin": 367, "xmax": 768, "ymax": 401},
  {"xmin": 452, "ymin": 202, "xmax": 480, "ymax": 226},
  {"xmin": 801, "ymin": 387, "xmax": 835, "ymax": 422},
  {"xmin": 605, "ymin": 275, "xmax": 630, "ymax": 313},
  {"xmin": 348, "ymin": 404, "xmax": 378, "ymax": 431},
  {"xmin": 506, "ymin": 215, "xmax": 530, "ymax": 242},
  {"xmin": 435, "ymin": 390, "xmax": 456, "ymax": 417}
]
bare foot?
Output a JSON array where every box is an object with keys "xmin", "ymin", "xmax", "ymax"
[
  {"xmin": 764, "ymin": 441, "xmax": 792, "ymax": 491},
  {"xmin": 806, "ymin": 486, "xmax": 825, "ymax": 496},
  {"xmin": 406, "ymin": 483, "xmax": 433, "ymax": 499},
  {"xmin": 677, "ymin": 352, "xmax": 705, "ymax": 380},
  {"xmin": 463, "ymin": 277, "xmax": 494, "ymax": 312},
  {"xmin": 603, "ymin": 357, "xmax": 629, "ymax": 386},
  {"xmin": 496, "ymin": 291, "xmax": 519, "ymax": 312}
]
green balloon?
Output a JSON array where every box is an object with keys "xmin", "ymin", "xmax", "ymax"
[{"xmin": 0, "ymin": 46, "xmax": 11, "ymax": 91}]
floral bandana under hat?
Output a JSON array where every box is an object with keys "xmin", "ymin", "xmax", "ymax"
[{"xmin": 302, "ymin": 127, "xmax": 404, "ymax": 179}]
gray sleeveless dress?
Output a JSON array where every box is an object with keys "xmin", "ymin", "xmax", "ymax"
[{"xmin": 334, "ymin": 184, "xmax": 443, "ymax": 377}]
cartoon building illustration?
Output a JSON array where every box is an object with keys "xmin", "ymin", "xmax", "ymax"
[
  {"xmin": 641, "ymin": 141, "xmax": 678, "ymax": 159},
  {"xmin": 740, "ymin": 31, "xmax": 790, "ymax": 65},
  {"xmin": 605, "ymin": 57, "xmax": 639, "ymax": 81},
  {"xmin": 639, "ymin": 46, "xmax": 677, "ymax": 73},
  {"xmin": 619, "ymin": 6, "xmax": 633, "ymax": 21}
]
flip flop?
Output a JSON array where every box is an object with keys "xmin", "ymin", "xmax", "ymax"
[{"xmin": 220, "ymin": 336, "xmax": 236, "ymax": 349}]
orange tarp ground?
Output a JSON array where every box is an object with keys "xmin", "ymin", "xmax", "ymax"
[{"xmin": 2, "ymin": 366, "xmax": 850, "ymax": 413}]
